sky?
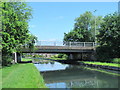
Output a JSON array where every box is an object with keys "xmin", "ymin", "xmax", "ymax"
[{"xmin": 28, "ymin": 2, "xmax": 118, "ymax": 41}]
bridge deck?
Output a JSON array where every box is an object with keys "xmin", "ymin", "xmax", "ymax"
[
  {"xmin": 35, "ymin": 46, "xmax": 95, "ymax": 50},
  {"xmin": 22, "ymin": 46, "xmax": 95, "ymax": 53}
]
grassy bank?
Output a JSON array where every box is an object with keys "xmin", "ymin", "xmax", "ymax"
[
  {"xmin": 0, "ymin": 69, "xmax": 2, "ymax": 89},
  {"xmin": 81, "ymin": 61, "xmax": 120, "ymax": 68},
  {"xmin": 2, "ymin": 63, "xmax": 47, "ymax": 88},
  {"xmin": 84, "ymin": 67, "xmax": 120, "ymax": 76},
  {"xmin": 21, "ymin": 58, "xmax": 32, "ymax": 61},
  {"xmin": 48, "ymin": 57, "xmax": 67, "ymax": 60}
]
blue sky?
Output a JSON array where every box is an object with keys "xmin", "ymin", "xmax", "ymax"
[{"xmin": 28, "ymin": 2, "xmax": 118, "ymax": 41}]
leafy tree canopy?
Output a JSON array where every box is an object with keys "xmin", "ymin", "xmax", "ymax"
[
  {"xmin": 63, "ymin": 11, "xmax": 103, "ymax": 42},
  {"xmin": 2, "ymin": 2, "xmax": 37, "ymax": 65},
  {"xmin": 96, "ymin": 12, "xmax": 120, "ymax": 60}
]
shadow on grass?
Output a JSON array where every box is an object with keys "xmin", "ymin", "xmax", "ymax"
[{"xmin": 19, "ymin": 61, "xmax": 32, "ymax": 63}]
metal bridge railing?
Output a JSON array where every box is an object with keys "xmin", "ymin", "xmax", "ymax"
[
  {"xmin": 35, "ymin": 41, "xmax": 97, "ymax": 47},
  {"xmin": 64, "ymin": 42, "xmax": 96, "ymax": 47}
]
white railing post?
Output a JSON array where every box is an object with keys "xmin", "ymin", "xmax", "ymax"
[
  {"xmin": 93, "ymin": 42, "xmax": 94, "ymax": 47},
  {"xmin": 84, "ymin": 42, "xmax": 85, "ymax": 47},
  {"xmin": 36, "ymin": 41, "xmax": 97, "ymax": 47},
  {"xmin": 14, "ymin": 52, "xmax": 17, "ymax": 63},
  {"xmin": 70, "ymin": 42, "xmax": 71, "ymax": 47}
]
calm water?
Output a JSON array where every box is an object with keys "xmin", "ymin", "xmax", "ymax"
[{"xmin": 34, "ymin": 60, "xmax": 119, "ymax": 88}]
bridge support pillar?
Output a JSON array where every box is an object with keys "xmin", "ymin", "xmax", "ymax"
[
  {"xmin": 67, "ymin": 52, "xmax": 96, "ymax": 61},
  {"xmin": 16, "ymin": 52, "xmax": 21, "ymax": 63},
  {"xmin": 68, "ymin": 53, "xmax": 82, "ymax": 60},
  {"xmin": 12, "ymin": 52, "xmax": 17, "ymax": 64},
  {"xmin": 68, "ymin": 54, "xmax": 73, "ymax": 60}
]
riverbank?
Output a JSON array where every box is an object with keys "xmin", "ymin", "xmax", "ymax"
[
  {"xmin": 2, "ymin": 63, "xmax": 47, "ymax": 88},
  {"xmin": 51, "ymin": 59, "xmax": 120, "ymax": 71},
  {"xmin": 81, "ymin": 61, "xmax": 120, "ymax": 67},
  {"xmin": 79, "ymin": 61, "xmax": 120, "ymax": 71}
]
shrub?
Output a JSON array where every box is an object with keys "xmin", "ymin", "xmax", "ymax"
[
  {"xmin": 112, "ymin": 58, "xmax": 120, "ymax": 64},
  {"xmin": 2, "ymin": 55, "xmax": 13, "ymax": 66}
]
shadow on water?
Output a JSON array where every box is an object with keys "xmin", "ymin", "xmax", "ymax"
[{"xmin": 34, "ymin": 60, "xmax": 120, "ymax": 88}]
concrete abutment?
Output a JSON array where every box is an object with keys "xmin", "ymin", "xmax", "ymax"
[{"xmin": 67, "ymin": 52, "xmax": 96, "ymax": 61}]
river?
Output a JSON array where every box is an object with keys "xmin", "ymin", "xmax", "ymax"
[{"xmin": 34, "ymin": 60, "xmax": 119, "ymax": 88}]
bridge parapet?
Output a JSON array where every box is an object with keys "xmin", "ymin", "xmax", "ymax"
[{"xmin": 35, "ymin": 41, "xmax": 97, "ymax": 47}]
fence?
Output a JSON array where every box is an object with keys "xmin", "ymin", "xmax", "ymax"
[{"xmin": 35, "ymin": 41, "xmax": 97, "ymax": 47}]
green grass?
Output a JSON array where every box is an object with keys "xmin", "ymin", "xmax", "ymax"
[
  {"xmin": 1, "ymin": 63, "xmax": 47, "ymax": 88},
  {"xmin": 0, "ymin": 69, "xmax": 2, "ymax": 90},
  {"xmin": 21, "ymin": 58, "xmax": 32, "ymax": 61},
  {"xmin": 82, "ymin": 61, "xmax": 120, "ymax": 68},
  {"xmin": 84, "ymin": 67, "xmax": 120, "ymax": 76},
  {"xmin": 48, "ymin": 57, "xmax": 66, "ymax": 60}
]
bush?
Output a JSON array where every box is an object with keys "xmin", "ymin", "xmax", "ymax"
[
  {"xmin": 96, "ymin": 46, "xmax": 114, "ymax": 62},
  {"xmin": 33, "ymin": 55, "xmax": 44, "ymax": 58},
  {"xmin": 112, "ymin": 58, "xmax": 120, "ymax": 64},
  {"xmin": 58, "ymin": 54, "xmax": 64, "ymax": 58},
  {"xmin": 2, "ymin": 55, "xmax": 13, "ymax": 66},
  {"xmin": 62, "ymin": 54, "xmax": 68, "ymax": 59}
]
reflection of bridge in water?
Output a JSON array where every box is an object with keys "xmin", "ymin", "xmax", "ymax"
[
  {"xmin": 40, "ymin": 65, "xmax": 119, "ymax": 88},
  {"xmin": 41, "ymin": 67, "xmax": 96, "ymax": 84}
]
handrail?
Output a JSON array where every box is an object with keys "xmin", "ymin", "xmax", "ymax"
[{"xmin": 35, "ymin": 41, "xmax": 97, "ymax": 47}]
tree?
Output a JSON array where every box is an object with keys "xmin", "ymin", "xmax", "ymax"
[
  {"xmin": 25, "ymin": 34, "xmax": 37, "ymax": 53},
  {"xmin": 63, "ymin": 11, "xmax": 103, "ymax": 42},
  {"xmin": 2, "ymin": 2, "xmax": 35, "ymax": 65},
  {"xmin": 96, "ymin": 12, "xmax": 120, "ymax": 61}
]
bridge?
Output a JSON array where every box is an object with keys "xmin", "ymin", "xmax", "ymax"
[
  {"xmin": 15, "ymin": 41, "xmax": 97, "ymax": 63},
  {"xmin": 22, "ymin": 41, "xmax": 96, "ymax": 53}
]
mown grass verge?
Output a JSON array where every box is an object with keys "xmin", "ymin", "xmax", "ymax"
[
  {"xmin": 21, "ymin": 58, "xmax": 32, "ymax": 61},
  {"xmin": 0, "ymin": 69, "xmax": 2, "ymax": 90},
  {"xmin": 1, "ymin": 63, "xmax": 47, "ymax": 88},
  {"xmin": 81, "ymin": 61, "xmax": 120, "ymax": 68},
  {"xmin": 84, "ymin": 67, "xmax": 120, "ymax": 76},
  {"xmin": 48, "ymin": 57, "xmax": 67, "ymax": 60}
]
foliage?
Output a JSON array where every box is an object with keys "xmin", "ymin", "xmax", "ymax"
[
  {"xmin": 58, "ymin": 54, "xmax": 64, "ymax": 58},
  {"xmin": 24, "ymin": 34, "xmax": 37, "ymax": 52},
  {"xmin": 51, "ymin": 54, "xmax": 68, "ymax": 60},
  {"xmin": 111, "ymin": 58, "xmax": 120, "ymax": 64},
  {"xmin": 96, "ymin": 12, "xmax": 120, "ymax": 60},
  {"xmin": 2, "ymin": 2, "xmax": 36, "ymax": 65},
  {"xmin": 64, "ymin": 11, "xmax": 103, "ymax": 42},
  {"xmin": 33, "ymin": 54, "xmax": 44, "ymax": 58},
  {"xmin": 2, "ymin": 55, "xmax": 13, "ymax": 66}
]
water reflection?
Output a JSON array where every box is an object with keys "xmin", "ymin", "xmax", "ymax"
[{"xmin": 34, "ymin": 60, "xmax": 119, "ymax": 88}]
